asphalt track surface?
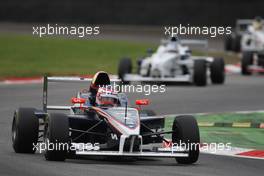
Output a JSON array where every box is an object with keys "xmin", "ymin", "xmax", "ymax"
[{"xmin": 0, "ymin": 74, "xmax": 264, "ymax": 176}]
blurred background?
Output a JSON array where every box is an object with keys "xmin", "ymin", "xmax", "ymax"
[
  {"xmin": 0, "ymin": 0, "xmax": 263, "ymax": 77},
  {"xmin": 1, "ymin": 0, "xmax": 264, "ymax": 25}
]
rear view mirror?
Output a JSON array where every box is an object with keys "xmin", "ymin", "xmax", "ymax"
[
  {"xmin": 135, "ymin": 99, "xmax": 150, "ymax": 106},
  {"xmin": 71, "ymin": 97, "xmax": 86, "ymax": 104}
]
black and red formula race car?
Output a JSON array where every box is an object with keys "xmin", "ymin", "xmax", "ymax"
[{"xmin": 11, "ymin": 71, "xmax": 200, "ymax": 164}]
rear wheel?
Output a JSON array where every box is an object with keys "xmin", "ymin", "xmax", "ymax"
[
  {"xmin": 12, "ymin": 108, "xmax": 39, "ymax": 153},
  {"xmin": 44, "ymin": 113, "xmax": 69, "ymax": 161},
  {"xmin": 210, "ymin": 58, "xmax": 225, "ymax": 84},
  {"xmin": 172, "ymin": 115, "xmax": 200, "ymax": 164},
  {"xmin": 241, "ymin": 52, "xmax": 253, "ymax": 75},
  {"xmin": 258, "ymin": 55, "xmax": 264, "ymax": 67},
  {"xmin": 118, "ymin": 58, "xmax": 132, "ymax": 84},
  {"xmin": 232, "ymin": 35, "xmax": 241, "ymax": 52},
  {"xmin": 193, "ymin": 59, "xmax": 207, "ymax": 86}
]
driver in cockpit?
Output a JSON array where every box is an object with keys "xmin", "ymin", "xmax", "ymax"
[{"xmin": 95, "ymin": 87, "xmax": 119, "ymax": 107}]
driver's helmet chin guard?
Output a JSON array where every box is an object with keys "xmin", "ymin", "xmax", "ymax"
[{"xmin": 96, "ymin": 87, "xmax": 119, "ymax": 107}]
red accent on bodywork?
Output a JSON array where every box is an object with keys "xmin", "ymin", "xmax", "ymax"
[{"xmin": 162, "ymin": 140, "xmax": 172, "ymax": 148}]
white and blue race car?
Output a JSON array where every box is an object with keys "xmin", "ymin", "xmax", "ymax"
[{"xmin": 118, "ymin": 37, "xmax": 225, "ymax": 86}]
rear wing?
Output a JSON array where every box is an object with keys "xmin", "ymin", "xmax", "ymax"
[
  {"xmin": 43, "ymin": 76, "xmax": 121, "ymax": 112},
  {"xmin": 236, "ymin": 19, "xmax": 257, "ymax": 33},
  {"xmin": 181, "ymin": 39, "xmax": 209, "ymax": 56},
  {"xmin": 236, "ymin": 19, "xmax": 253, "ymax": 27},
  {"xmin": 236, "ymin": 19, "xmax": 252, "ymax": 33},
  {"xmin": 161, "ymin": 38, "xmax": 208, "ymax": 50},
  {"xmin": 181, "ymin": 39, "xmax": 208, "ymax": 49}
]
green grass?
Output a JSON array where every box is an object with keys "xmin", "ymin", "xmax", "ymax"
[
  {"xmin": 0, "ymin": 34, "xmax": 155, "ymax": 78},
  {"xmin": 200, "ymin": 127, "xmax": 264, "ymax": 149},
  {"xmin": 196, "ymin": 112, "xmax": 264, "ymax": 124},
  {"xmin": 165, "ymin": 112, "xmax": 264, "ymax": 149},
  {"xmin": 0, "ymin": 34, "xmax": 239, "ymax": 78}
]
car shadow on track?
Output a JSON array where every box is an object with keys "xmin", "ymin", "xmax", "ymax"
[
  {"xmin": 64, "ymin": 156, "xmax": 200, "ymax": 167},
  {"xmin": 9, "ymin": 152, "xmax": 201, "ymax": 167}
]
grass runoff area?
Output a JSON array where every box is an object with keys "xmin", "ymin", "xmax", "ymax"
[
  {"xmin": 165, "ymin": 112, "xmax": 264, "ymax": 150},
  {"xmin": 0, "ymin": 34, "xmax": 238, "ymax": 78},
  {"xmin": 0, "ymin": 34, "xmax": 154, "ymax": 78}
]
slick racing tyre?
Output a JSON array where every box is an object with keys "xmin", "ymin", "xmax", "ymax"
[
  {"xmin": 118, "ymin": 57, "xmax": 132, "ymax": 84},
  {"xmin": 44, "ymin": 113, "xmax": 69, "ymax": 161},
  {"xmin": 241, "ymin": 51, "xmax": 253, "ymax": 75},
  {"xmin": 139, "ymin": 109, "xmax": 156, "ymax": 117},
  {"xmin": 210, "ymin": 58, "xmax": 225, "ymax": 84},
  {"xmin": 172, "ymin": 115, "xmax": 200, "ymax": 164},
  {"xmin": 12, "ymin": 108, "xmax": 39, "ymax": 153},
  {"xmin": 193, "ymin": 59, "xmax": 207, "ymax": 86},
  {"xmin": 224, "ymin": 35, "xmax": 233, "ymax": 51},
  {"xmin": 137, "ymin": 58, "xmax": 144, "ymax": 74},
  {"xmin": 232, "ymin": 34, "xmax": 241, "ymax": 52}
]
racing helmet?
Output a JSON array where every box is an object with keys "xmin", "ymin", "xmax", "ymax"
[
  {"xmin": 96, "ymin": 87, "xmax": 119, "ymax": 107},
  {"xmin": 89, "ymin": 71, "xmax": 110, "ymax": 94},
  {"xmin": 166, "ymin": 36, "xmax": 179, "ymax": 52},
  {"xmin": 171, "ymin": 36, "xmax": 178, "ymax": 42}
]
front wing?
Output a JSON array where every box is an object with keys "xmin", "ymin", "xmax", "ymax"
[
  {"xmin": 72, "ymin": 143, "xmax": 189, "ymax": 158},
  {"xmin": 75, "ymin": 150, "xmax": 188, "ymax": 158}
]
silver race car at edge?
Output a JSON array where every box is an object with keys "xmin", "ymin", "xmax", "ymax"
[
  {"xmin": 225, "ymin": 17, "xmax": 264, "ymax": 75},
  {"xmin": 11, "ymin": 71, "xmax": 200, "ymax": 164},
  {"xmin": 118, "ymin": 37, "xmax": 225, "ymax": 86}
]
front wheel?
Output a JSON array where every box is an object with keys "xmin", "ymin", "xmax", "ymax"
[
  {"xmin": 210, "ymin": 58, "xmax": 225, "ymax": 84},
  {"xmin": 193, "ymin": 59, "xmax": 207, "ymax": 86},
  {"xmin": 172, "ymin": 115, "xmax": 200, "ymax": 164},
  {"xmin": 44, "ymin": 113, "xmax": 69, "ymax": 161}
]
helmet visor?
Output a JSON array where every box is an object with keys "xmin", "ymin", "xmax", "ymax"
[{"xmin": 99, "ymin": 94, "xmax": 118, "ymax": 106}]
